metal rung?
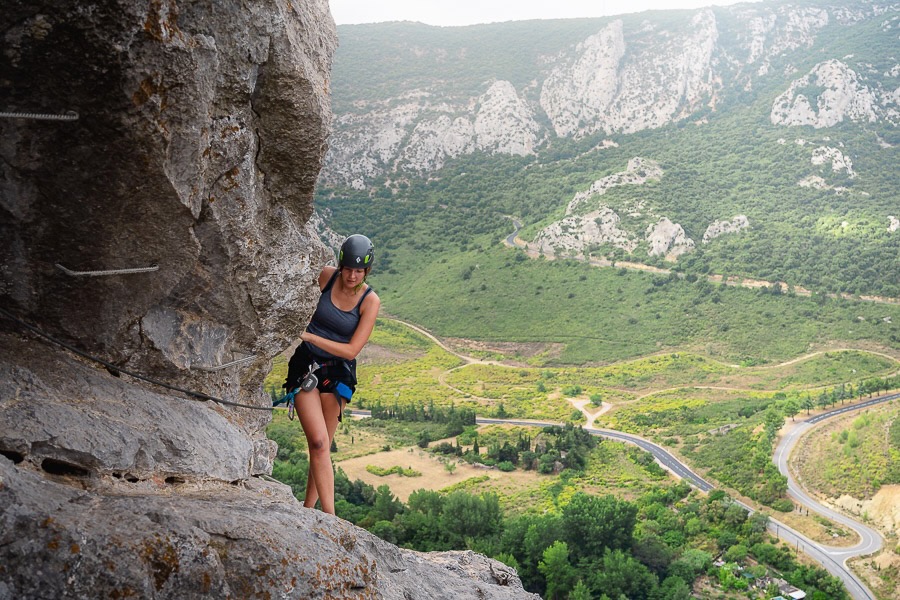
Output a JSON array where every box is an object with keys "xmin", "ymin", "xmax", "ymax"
[
  {"xmin": 194, "ymin": 355, "xmax": 257, "ymax": 372},
  {"xmin": 56, "ymin": 263, "xmax": 159, "ymax": 277},
  {"xmin": 1, "ymin": 110, "xmax": 79, "ymax": 121}
]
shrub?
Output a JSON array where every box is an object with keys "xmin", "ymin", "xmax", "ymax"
[{"xmin": 771, "ymin": 498, "xmax": 794, "ymax": 512}]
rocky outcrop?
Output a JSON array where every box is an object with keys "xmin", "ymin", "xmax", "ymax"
[
  {"xmin": 702, "ymin": 215, "xmax": 750, "ymax": 244},
  {"xmin": 534, "ymin": 206, "xmax": 638, "ymax": 257},
  {"xmin": 646, "ymin": 218, "xmax": 695, "ymax": 258},
  {"xmin": 565, "ymin": 157, "xmax": 663, "ymax": 216},
  {"xmin": 770, "ymin": 59, "xmax": 880, "ymax": 127},
  {"xmin": 0, "ymin": 1, "xmax": 532, "ymax": 598},
  {"xmin": 0, "ymin": 456, "xmax": 534, "ymax": 600},
  {"xmin": 533, "ymin": 158, "xmax": 660, "ymax": 256},
  {"xmin": 533, "ymin": 158, "xmax": 767, "ymax": 260},
  {"xmin": 811, "ymin": 146, "xmax": 856, "ymax": 177},
  {"xmin": 322, "ymin": 81, "xmax": 539, "ymax": 186},
  {"xmin": 474, "ymin": 80, "xmax": 541, "ymax": 156},
  {"xmin": 739, "ymin": 5, "xmax": 829, "ymax": 78},
  {"xmin": 533, "ymin": 158, "xmax": 704, "ymax": 260}
]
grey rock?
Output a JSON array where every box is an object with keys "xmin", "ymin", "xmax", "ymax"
[
  {"xmin": 0, "ymin": 459, "xmax": 538, "ymax": 600},
  {"xmin": 771, "ymin": 59, "xmax": 880, "ymax": 127},
  {"xmin": 534, "ymin": 157, "xmax": 660, "ymax": 256},
  {"xmin": 703, "ymin": 216, "xmax": 750, "ymax": 244},
  {"xmin": 646, "ymin": 218, "xmax": 695, "ymax": 258}
]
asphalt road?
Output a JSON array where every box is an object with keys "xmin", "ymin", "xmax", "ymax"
[{"xmin": 770, "ymin": 393, "xmax": 900, "ymax": 600}]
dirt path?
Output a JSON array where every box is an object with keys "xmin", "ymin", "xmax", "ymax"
[{"xmin": 503, "ymin": 217, "xmax": 900, "ymax": 306}]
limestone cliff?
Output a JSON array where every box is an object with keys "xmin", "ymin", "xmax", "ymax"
[
  {"xmin": 0, "ymin": 2, "xmax": 534, "ymax": 598},
  {"xmin": 320, "ymin": 2, "xmax": 898, "ymax": 189}
]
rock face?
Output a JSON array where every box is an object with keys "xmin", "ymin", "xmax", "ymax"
[
  {"xmin": 771, "ymin": 59, "xmax": 881, "ymax": 127},
  {"xmin": 540, "ymin": 12, "xmax": 718, "ymax": 138},
  {"xmin": 0, "ymin": 2, "xmax": 533, "ymax": 598},
  {"xmin": 646, "ymin": 218, "xmax": 695, "ymax": 258},
  {"xmin": 325, "ymin": 80, "xmax": 540, "ymax": 187},
  {"xmin": 703, "ymin": 215, "xmax": 750, "ymax": 244},
  {"xmin": 0, "ymin": 457, "xmax": 534, "ymax": 600},
  {"xmin": 533, "ymin": 157, "xmax": 726, "ymax": 260}
]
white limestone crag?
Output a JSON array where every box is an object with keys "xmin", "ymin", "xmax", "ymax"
[
  {"xmin": 533, "ymin": 158, "xmax": 701, "ymax": 260},
  {"xmin": 811, "ymin": 146, "xmax": 856, "ymax": 177},
  {"xmin": 534, "ymin": 207, "xmax": 639, "ymax": 257},
  {"xmin": 703, "ymin": 215, "xmax": 750, "ymax": 243},
  {"xmin": 533, "ymin": 158, "xmax": 662, "ymax": 256},
  {"xmin": 771, "ymin": 59, "xmax": 880, "ymax": 127},
  {"xmin": 475, "ymin": 80, "xmax": 542, "ymax": 155},
  {"xmin": 566, "ymin": 157, "xmax": 664, "ymax": 215},
  {"xmin": 323, "ymin": 81, "xmax": 540, "ymax": 185},
  {"xmin": 539, "ymin": 11, "xmax": 719, "ymax": 137},
  {"xmin": 740, "ymin": 5, "xmax": 829, "ymax": 78},
  {"xmin": 647, "ymin": 218, "xmax": 696, "ymax": 258}
]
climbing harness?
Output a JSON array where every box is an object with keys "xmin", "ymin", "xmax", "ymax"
[
  {"xmin": 0, "ymin": 306, "xmax": 271, "ymax": 412},
  {"xmin": 55, "ymin": 263, "xmax": 159, "ymax": 277},
  {"xmin": 300, "ymin": 361, "xmax": 320, "ymax": 392},
  {"xmin": 0, "ymin": 110, "xmax": 79, "ymax": 121}
]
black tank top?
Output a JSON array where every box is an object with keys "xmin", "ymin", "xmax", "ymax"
[{"xmin": 305, "ymin": 271, "xmax": 372, "ymax": 360}]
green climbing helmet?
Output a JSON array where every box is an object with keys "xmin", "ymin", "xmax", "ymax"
[{"xmin": 339, "ymin": 234, "xmax": 374, "ymax": 269}]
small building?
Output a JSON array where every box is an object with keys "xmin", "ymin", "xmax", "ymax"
[{"xmin": 778, "ymin": 580, "xmax": 806, "ymax": 599}]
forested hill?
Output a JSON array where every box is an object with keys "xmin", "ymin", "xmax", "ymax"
[{"xmin": 315, "ymin": 1, "xmax": 900, "ymax": 363}]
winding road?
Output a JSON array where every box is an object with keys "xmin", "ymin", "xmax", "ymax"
[{"xmin": 771, "ymin": 393, "xmax": 899, "ymax": 600}]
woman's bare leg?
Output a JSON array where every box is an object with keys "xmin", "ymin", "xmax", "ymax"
[{"xmin": 298, "ymin": 390, "xmax": 345, "ymax": 514}]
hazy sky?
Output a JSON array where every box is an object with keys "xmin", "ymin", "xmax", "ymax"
[{"xmin": 329, "ymin": 0, "xmax": 761, "ymax": 27}]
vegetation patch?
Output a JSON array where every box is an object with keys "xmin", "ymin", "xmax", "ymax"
[
  {"xmin": 792, "ymin": 402, "xmax": 900, "ymax": 500},
  {"xmin": 365, "ymin": 464, "xmax": 422, "ymax": 477}
]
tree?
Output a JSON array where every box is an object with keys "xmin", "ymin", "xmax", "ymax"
[
  {"xmin": 562, "ymin": 493, "xmax": 638, "ymax": 561},
  {"xmin": 370, "ymin": 485, "xmax": 402, "ymax": 524},
  {"xmin": 440, "ymin": 491, "xmax": 502, "ymax": 547},
  {"xmin": 538, "ymin": 541, "xmax": 577, "ymax": 600},
  {"xmin": 668, "ymin": 548, "xmax": 712, "ymax": 583},
  {"xmin": 802, "ymin": 395, "xmax": 814, "ymax": 415},
  {"xmin": 723, "ymin": 543, "xmax": 749, "ymax": 564},
  {"xmin": 500, "ymin": 513, "xmax": 562, "ymax": 593},
  {"xmin": 784, "ymin": 399, "xmax": 800, "ymax": 421},
  {"xmin": 658, "ymin": 576, "xmax": 692, "ymax": 600},
  {"xmin": 569, "ymin": 580, "xmax": 591, "ymax": 600},
  {"xmin": 587, "ymin": 549, "xmax": 658, "ymax": 600},
  {"xmin": 631, "ymin": 534, "xmax": 673, "ymax": 579}
]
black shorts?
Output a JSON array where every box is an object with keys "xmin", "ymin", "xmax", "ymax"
[{"xmin": 285, "ymin": 342, "xmax": 357, "ymax": 403}]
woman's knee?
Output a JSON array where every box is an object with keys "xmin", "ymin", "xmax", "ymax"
[{"xmin": 307, "ymin": 434, "xmax": 330, "ymax": 454}]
